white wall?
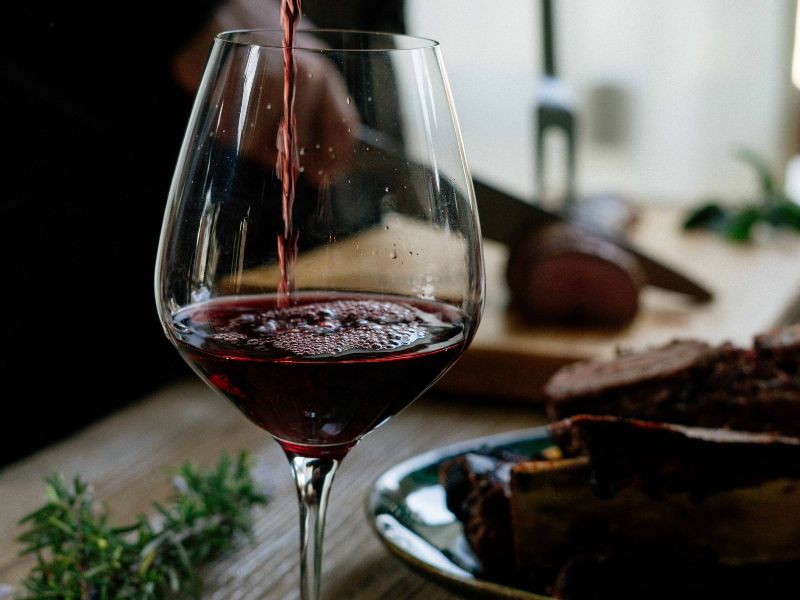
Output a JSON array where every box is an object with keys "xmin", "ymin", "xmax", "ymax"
[{"xmin": 406, "ymin": 0, "xmax": 796, "ymax": 205}]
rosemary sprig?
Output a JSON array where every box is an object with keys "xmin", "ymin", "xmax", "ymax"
[{"xmin": 14, "ymin": 452, "xmax": 267, "ymax": 599}]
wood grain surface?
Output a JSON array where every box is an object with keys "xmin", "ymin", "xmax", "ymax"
[{"xmin": 0, "ymin": 380, "xmax": 546, "ymax": 599}]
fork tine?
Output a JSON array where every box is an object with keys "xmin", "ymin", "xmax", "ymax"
[
  {"xmin": 535, "ymin": 82, "xmax": 576, "ymax": 208},
  {"xmin": 535, "ymin": 0, "xmax": 577, "ymax": 209}
]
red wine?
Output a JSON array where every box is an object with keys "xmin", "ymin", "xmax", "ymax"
[
  {"xmin": 276, "ymin": 0, "xmax": 303, "ymax": 304},
  {"xmin": 170, "ymin": 293, "xmax": 470, "ymax": 459}
]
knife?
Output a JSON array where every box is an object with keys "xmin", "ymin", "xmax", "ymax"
[
  {"xmin": 472, "ymin": 179, "xmax": 713, "ymax": 302},
  {"xmin": 354, "ymin": 125, "xmax": 713, "ymax": 302}
]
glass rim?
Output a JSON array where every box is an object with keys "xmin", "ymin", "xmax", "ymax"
[{"xmin": 214, "ymin": 28, "xmax": 440, "ymax": 52}]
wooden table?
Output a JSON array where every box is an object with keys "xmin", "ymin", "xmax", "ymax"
[{"xmin": 0, "ymin": 379, "xmax": 546, "ymax": 599}]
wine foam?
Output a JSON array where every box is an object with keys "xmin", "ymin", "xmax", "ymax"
[{"xmin": 211, "ymin": 300, "xmax": 429, "ymax": 356}]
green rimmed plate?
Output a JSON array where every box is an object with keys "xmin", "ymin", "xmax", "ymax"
[{"xmin": 367, "ymin": 427, "xmax": 554, "ymax": 599}]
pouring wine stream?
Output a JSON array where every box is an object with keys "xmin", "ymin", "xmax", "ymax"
[{"xmin": 277, "ymin": 0, "xmax": 302, "ymax": 304}]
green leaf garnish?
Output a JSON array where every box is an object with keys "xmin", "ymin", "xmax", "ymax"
[
  {"xmin": 683, "ymin": 148, "xmax": 800, "ymax": 242},
  {"xmin": 14, "ymin": 452, "xmax": 267, "ymax": 599}
]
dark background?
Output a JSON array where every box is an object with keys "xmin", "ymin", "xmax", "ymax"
[{"xmin": 0, "ymin": 1, "xmax": 403, "ymax": 466}]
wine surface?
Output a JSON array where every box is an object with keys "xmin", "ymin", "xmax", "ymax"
[{"xmin": 171, "ymin": 293, "xmax": 469, "ymax": 458}]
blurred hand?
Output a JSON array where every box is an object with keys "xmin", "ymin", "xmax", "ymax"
[
  {"xmin": 173, "ymin": 19, "xmax": 360, "ymax": 186},
  {"xmin": 282, "ymin": 50, "xmax": 360, "ymax": 185}
]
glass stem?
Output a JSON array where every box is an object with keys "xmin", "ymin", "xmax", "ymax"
[{"xmin": 288, "ymin": 455, "xmax": 339, "ymax": 600}]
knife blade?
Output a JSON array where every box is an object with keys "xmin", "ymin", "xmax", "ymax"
[
  {"xmin": 472, "ymin": 179, "xmax": 713, "ymax": 302},
  {"xmin": 354, "ymin": 125, "xmax": 712, "ymax": 302}
]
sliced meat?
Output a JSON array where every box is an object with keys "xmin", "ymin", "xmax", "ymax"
[{"xmin": 506, "ymin": 223, "xmax": 645, "ymax": 326}]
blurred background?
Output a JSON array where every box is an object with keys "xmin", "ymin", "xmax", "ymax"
[
  {"xmin": 3, "ymin": 0, "xmax": 800, "ymax": 465},
  {"xmin": 407, "ymin": 0, "xmax": 797, "ymax": 204}
]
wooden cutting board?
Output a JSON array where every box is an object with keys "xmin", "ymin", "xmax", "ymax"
[
  {"xmin": 230, "ymin": 206, "xmax": 800, "ymax": 402},
  {"xmin": 440, "ymin": 205, "xmax": 800, "ymax": 401}
]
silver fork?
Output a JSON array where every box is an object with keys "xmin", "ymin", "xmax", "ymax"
[{"xmin": 535, "ymin": 0, "xmax": 576, "ymax": 209}]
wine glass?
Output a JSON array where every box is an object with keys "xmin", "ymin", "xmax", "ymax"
[{"xmin": 155, "ymin": 29, "xmax": 483, "ymax": 599}]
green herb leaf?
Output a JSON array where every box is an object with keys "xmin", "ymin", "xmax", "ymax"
[
  {"xmin": 682, "ymin": 201, "xmax": 727, "ymax": 231},
  {"xmin": 14, "ymin": 452, "xmax": 267, "ymax": 599},
  {"xmin": 763, "ymin": 199, "xmax": 800, "ymax": 230},
  {"xmin": 724, "ymin": 207, "xmax": 760, "ymax": 242},
  {"xmin": 734, "ymin": 147, "xmax": 776, "ymax": 197},
  {"xmin": 683, "ymin": 148, "xmax": 800, "ymax": 242}
]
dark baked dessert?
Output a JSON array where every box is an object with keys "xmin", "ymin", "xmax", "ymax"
[
  {"xmin": 438, "ymin": 450, "xmax": 523, "ymax": 577},
  {"xmin": 550, "ymin": 554, "xmax": 800, "ymax": 600},
  {"xmin": 548, "ymin": 414, "xmax": 800, "ymax": 495},
  {"xmin": 513, "ymin": 416, "xmax": 800, "ymax": 574},
  {"xmin": 546, "ymin": 324, "xmax": 800, "ymax": 436},
  {"xmin": 442, "ymin": 415, "xmax": 800, "ymax": 596},
  {"xmin": 752, "ymin": 323, "xmax": 800, "ymax": 376},
  {"xmin": 441, "ymin": 325, "xmax": 800, "ymax": 597}
]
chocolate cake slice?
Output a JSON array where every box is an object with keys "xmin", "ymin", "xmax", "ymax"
[
  {"xmin": 550, "ymin": 554, "xmax": 800, "ymax": 600},
  {"xmin": 441, "ymin": 325, "xmax": 800, "ymax": 594},
  {"xmin": 438, "ymin": 451, "xmax": 520, "ymax": 576},
  {"xmin": 545, "ymin": 324, "xmax": 800, "ymax": 436},
  {"xmin": 511, "ymin": 416, "xmax": 800, "ymax": 575}
]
